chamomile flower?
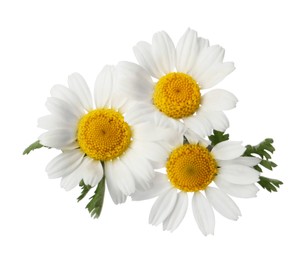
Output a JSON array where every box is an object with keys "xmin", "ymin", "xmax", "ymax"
[
  {"xmin": 132, "ymin": 135, "xmax": 260, "ymax": 235},
  {"xmin": 117, "ymin": 28, "xmax": 237, "ymax": 139},
  {"xmin": 38, "ymin": 66, "xmax": 171, "ymax": 204}
]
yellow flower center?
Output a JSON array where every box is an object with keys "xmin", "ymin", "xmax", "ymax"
[
  {"xmin": 77, "ymin": 109, "xmax": 132, "ymax": 161},
  {"xmin": 152, "ymin": 72, "xmax": 201, "ymax": 119},
  {"xmin": 166, "ymin": 144, "xmax": 218, "ymax": 192}
]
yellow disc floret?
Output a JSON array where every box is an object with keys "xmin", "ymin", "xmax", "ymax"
[
  {"xmin": 166, "ymin": 144, "xmax": 218, "ymax": 192},
  {"xmin": 152, "ymin": 72, "xmax": 201, "ymax": 119},
  {"xmin": 77, "ymin": 109, "xmax": 132, "ymax": 161}
]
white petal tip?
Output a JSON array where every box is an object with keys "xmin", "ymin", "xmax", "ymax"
[
  {"xmin": 149, "ymin": 220, "xmax": 157, "ymax": 226},
  {"xmin": 60, "ymin": 185, "xmax": 71, "ymax": 192}
]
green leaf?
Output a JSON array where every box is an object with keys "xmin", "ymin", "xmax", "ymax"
[
  {"xmin": 260, "ymin": 160, "xmax": 274, "ymax": 170},
  {"xmin": 23, "ymin": 140, "xmax": 44, "ymax": 155},
  {"xmin": 258, "ymin": 176, "xmax": 283, "ymax": 192},
  {"xmin": 243, "ymin": 139, "xmax": 277, "ymax": 170},
  {"xmin": 208, "ymin": 130, "xmax": 229, "ymax": 146},
  {"xmin": 86, "ymin": 176, "xmax": 106, "ymax": 218},
  {"xmin": 262, "ymin": 151, "xmax": 271, "ymax": 160},
  {"xmin": 244, "ymin": 138, "xmax": 282, "ymax": 192},
  {"xmin": 262, "ymin": 142, "xmax": 275, "ymax": 153},
  {"xmin": 243, "ymin": 138, "xmax": 276, "ymax": 160},
  {"xmin": 254, "ymin": 165, "xmax": 262, "ymax": 172},
  {"xmin": 77, "ymin": 180, "xmax": 92, "ymax": 202},
  {"xmin": 259, "ymin": 160, "xmax": 278, "ymax": 171},
  {"xmin": 270, "ymin": 161, "xmax": 278, "ymax": 167}
]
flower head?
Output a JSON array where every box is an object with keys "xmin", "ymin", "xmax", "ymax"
[
  {"xmin": 132, "ymin": 134, "xmax": 260, "ymax": 235},
  {"xmin": 117, "ymin": 28, "xmax": 237, "ymax": 139},
  {"xmin": 38, "ymin": 66, "xmax": 171, "ymax": 204}
]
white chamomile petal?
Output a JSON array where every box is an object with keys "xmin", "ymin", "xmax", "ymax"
[
  {"xmin": 133, "ymin": 41, "xmax": 163, "ymax": 78},
  {"xmin": 204, "ymin": 45, "xmax": 225, "ymax": 64},
  {"xmin": 212, "ymin": 141, "xmax": 246, "ymax": 160},
  {"xmin": 132, "ymin": 173, "xmax": 172, "ymax": 201},
  {"xmin": 218, "ymin": 164, "xmax": 260, "ymax": 185},
  {"xmin": 117, "ymin": 61, "xmax": 154, "ymax": 101},
  {"xmin": 68, "ymin": 73, "xmax": 93, "ymax": 111},
  {"xmin": 61, "ymin": 141, "xmax": 79, "ymax": 151},
  {"xmin": 50, "ymin": 84, "xmax": 84, "ymax": 116},
  {"xmin": 152, "ymin": 31, "xmax": 176, "ymax": 74},
  {"xmin": 199, "ymin": 109, "xmax": 229, "ymax": 132},
  {"xmin": 184, "ymin": 114, "xmax": 212, "ymax": 138},
  {"xmin": 183, "ymin": 128, "xmax": 202, "ymax": 144},
  {"xmin": 206, "ymin": 187, "xmax": 241, "ymax": 220},
  {"xmin": 132, "ymin": 122, "xmax": 172, "ymax": 142},
  {"xmin": 46, "ymin": 149, "xmax": 84, "ymax": 179},
  {"xmin": 120, "ymin": 150, "xmax": 154, "ymax": 190},
  {"xmin": 106, "ymin": 183, "xmax": 127, "ymax": 204},
  {"xmin": 116, "ymin": 61, "xmax": 153, "ymax": 87},
  {"xmin": 109, "ymin": 74, "xmax": 129, "ymax": 111},
  {"xmin": 202, "ymin": 89, "xmax": 238, "ymax": 111},
  {"xmin": 60, "ymin": 165, "xmax": 84, "ymax": 191},
  {"xmin": 218, "ymin": 156, "xmax": 261, "ymax": 167},
  {"xmin": 94, "ymin": 65, "xmax": 114, "ymax": 108},
  {"xmin": 107, "ymin": 159, "xmax": 135, "ymax": 195},
  {"xmin": 132, "ymin": 123, "xmax": 161, "ymax": 142},
  {"xmin": 198, "ymin": 138, "xmax": 211, "ymax": 147},
  {"xmin": 176, "ymin": 28, "xmax": 199, "ymax": 73},
  {"xmin": 200, "ymin": 62, "xmax": 235, "ymax": 89},
  {"xmin": 39, "ymin": 129, "xmax": 75, "ymax": 149},
  {"xmin": 235, "ymin": 156, "xmax": 261, "ymax": 167},
  {"xmin": 124, "ymin": 102, "xmax": 155, "ymax": 125},
  {"xmin": 197, "ymin": 37, "xmax": 209, "ymax": 53},
  {"xmin": 149, "ymin": 188, "xmax": 177, "ymax": 226},
  {"xmin": 163, "ymin": 191, "xmax": 188, "ymax": 232},
  {"xmin": 154, "ymin": 112, "xmax": 186, "ymax": 140},
  {"xmin": 192, "ymin": 45, "xmax": 225, "ymax": 81},
  {"xmin": 192, "ymin": 192, "xmax": 215, "ymax": 236},
  {"xmin": 37, "ymin": 115, "xmax": 75, "ymax": 130},
  {"xmin": 104, "ymin": 162, "xmax": 127, "ymax": 204},
  {"xmin": 214, "ymin": 176, "xmax": 259, "ymax": 198},
  {"xmin": 131, "ymin": 140, "xmax": 168, "ymax": 166},
  {"xmin": 45, "ymin": 97, "xmax": 79, "ymax": 123},
  {"xmin": 81, "ymin": 157, "xmax": 104, "ymax": 187}
]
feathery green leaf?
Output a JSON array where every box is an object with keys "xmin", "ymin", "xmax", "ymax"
[
  {"xmin": 86, "ymin": 176, "xmax": 106, "ymax": 218},
  {"xmin": 244, "ymin": 138, "xmax": 281, "ymax": 192},
  {"xmin": 254, "ymin": 165, "xmax": 263, "ymax": 172},
  {"xmin": 77, "ymin": 180, "xmax": 92, "ymax": 202},
  {"xmin": 23, "ymin": 140, "xmax": 44, "ymax": 155},
  {"xmin": 258, "ymin": 176, "xmax": 283, "ymax": 192},
  {"xmin": 244, "ymin": 138, "xmax": 275, "ymax": 160},
  {"xmin": 208, "ymin": 130, "xmax": 229, "ymax": 146}
]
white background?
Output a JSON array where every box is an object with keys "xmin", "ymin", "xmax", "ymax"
[{"xmin": 1, "ymin": 0, "xmax": 305, "ymax": 259}]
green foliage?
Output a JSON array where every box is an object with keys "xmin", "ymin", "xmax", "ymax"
[
  {"xmin": 243, "ymin": 138, "xmax": 278, "ymax": 172},
  {"xmin": 77, "ymin": 174, "xmax": 106, "ymax": 219},
  {"xmin": 244, "ymin": 138, "xmax": 275, "ymax": 160},
  {"xmin": 258, "ymin": 176, "xmax": 283, "ymax": 192},
  {"xmin": 254, "ymin": 165, "xmax": 262, "ymax": 172},
  {"xmin": 23, "ymin": 140, "xmax": 45, "ymax": 155},
  {"xmin": 243, "ymin": 138, "xmax": 282, "ymax": 192},
  {"xmin": 85, "ymin": 176, "xmax": 106, "ymax": 218},
  {"xmin": 77, "ymin": 180, "xmax": 92, "ymax": 202},
  {"xmin": 260, "ymin": 160, "xmax": 277, "ymax": 171},
  {"xmin": 208, "ymin": 130, "xmax": 229, "ymax": 146}
]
